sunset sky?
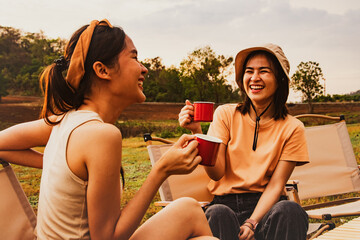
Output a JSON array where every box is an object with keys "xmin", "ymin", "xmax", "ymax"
[{"xmin": 1, "ymin": 0, "xmax": 359, "ymax": 102}]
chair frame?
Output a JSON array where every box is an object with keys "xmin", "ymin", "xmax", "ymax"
[{"xmin": 0, "ymin": 159, "xmax": 37, "ymax": 240}]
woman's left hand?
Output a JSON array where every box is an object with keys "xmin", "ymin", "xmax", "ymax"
[{"xmin": 238, "ymin": 224, "xmax": 255, "ymax": 240}]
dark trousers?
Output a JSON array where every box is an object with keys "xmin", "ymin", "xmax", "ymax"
[{"xmin": 205, "ymin": 193, "xmax": 308, "ymax": 240}]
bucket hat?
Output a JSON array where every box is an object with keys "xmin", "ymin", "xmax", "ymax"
[{"xmin": 234, "ymin": 43, "xmax": 290, "ymax": 87}]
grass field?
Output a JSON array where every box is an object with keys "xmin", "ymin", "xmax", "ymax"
[{"xmin": 3, "ymin": 121, "xmax": 360, "ymax": 229}]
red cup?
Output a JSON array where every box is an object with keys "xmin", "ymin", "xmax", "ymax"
[
  {"xmin": 195, "ymin": 134, "xmax": 222, "ymax": 166},
  {"xmin": 193, "ymin": 102, "xmax": 214, "ymax": 122}
]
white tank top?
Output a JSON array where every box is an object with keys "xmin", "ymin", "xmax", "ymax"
[{"xmin": 36, "ymin": 110, "xmax": 103, "ymax": 239}]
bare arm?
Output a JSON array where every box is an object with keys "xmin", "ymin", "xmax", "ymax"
[
  {"xmin": 239, "ymin": 160, "xmax": 296, "ymax": 240},
  {"xmin": 75, "ymin": 123, "xmax": 201, "ymax": 240},
  {"xmin": 0, "ymin": 119, "xmax": 53, "ymax": 168},
  {"xmin": 0, "ymin": 149, "xmax": 43, "ymax": 168}
]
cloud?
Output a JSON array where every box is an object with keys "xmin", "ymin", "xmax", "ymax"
[{"xmin": 0, "ymin": 0, "xmax": 359, "ymax": 96}]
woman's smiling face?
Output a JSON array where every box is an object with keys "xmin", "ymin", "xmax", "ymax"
[
  {"xmin": 243, "ymin": 53, "xmax": 278, "ymax": 107},
  {"xmin": 109, "ymin": 35, "xmax": 148, "ymax": 104}
]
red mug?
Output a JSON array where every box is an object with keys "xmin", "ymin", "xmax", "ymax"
[
  {"xmin": 193, "ymin": 102, "xmax": 214, "ymax": 122},
  {"xmin": 195, "ymin": 134, "xmax": 222, "ymax": 166}
]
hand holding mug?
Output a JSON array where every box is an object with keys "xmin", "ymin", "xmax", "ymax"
[
  {"xmin": 157, "ymin": 134, "xmax": 202, "ymax": 176},
  {"xmin": 179, "ymin": 100, "xmax": 215, "ymax": 133},
  {"xmin": 178, "ymin": 100, "xmax": 202, "ymax": 134}
]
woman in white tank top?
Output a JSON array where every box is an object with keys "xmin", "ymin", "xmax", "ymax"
[{"xmin": 0, "ymin": 19, "xmax": 217, "ymax": 240}]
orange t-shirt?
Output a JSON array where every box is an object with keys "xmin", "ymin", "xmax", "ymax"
[{"xmin": 207, "ymin": 104, "xmax": 309, "ymax": 196}]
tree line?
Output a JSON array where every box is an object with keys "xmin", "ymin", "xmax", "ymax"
[
  {"xmin": 0, "ymin": 26, "xmax": 240, "ymax": 103},
  {"xmin": 0, "ymin": 26, "xmax": 358, "ymax": 108},
  {"xmin": 0, "ymin": 26, "xmax": 66, "ymax": 100}
]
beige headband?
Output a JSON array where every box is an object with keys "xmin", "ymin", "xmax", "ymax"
[{"xmin": 66, "ymin": 19, "xmax": 113, "ymax": 90}]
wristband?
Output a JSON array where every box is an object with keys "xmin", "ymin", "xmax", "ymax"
[
  {"xmin": 242, "ymin": 224, "xmax": 254, "ymax": 232},
  {"xmin": 244, "ymin": 218, "xmax": 258, "ymax": 230}
]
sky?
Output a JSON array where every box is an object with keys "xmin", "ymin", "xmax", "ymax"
[{"xmin": 1, "ymin": 0, "xmax": 359, "ymax": 102}]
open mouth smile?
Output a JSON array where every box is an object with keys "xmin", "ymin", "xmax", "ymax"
[{"xmin": 250, "ymin": 85, "xmax": 264, "ymax": 90}]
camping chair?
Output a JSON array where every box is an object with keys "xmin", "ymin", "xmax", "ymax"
[
  {"xmin": 143, "ymin": 134, "xmax": 213, "ymax": 208},
  {"xmin": 0, "ymin": 159, "xmax": 37, "ymax": 240},
  {"xmin": 286, "ymin": 114, "xmax": 360, "ymax": 239}
]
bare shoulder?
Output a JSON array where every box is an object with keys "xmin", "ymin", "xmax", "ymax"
[
  {"xmin": 76, "ymin": 121, "xmax": 122, "ymax": 142},
  {"xmin": 69, "ymin": 121, "xmax": 123, "ymax": 161},
  {"xmin": 66, "ymin": 121, "xmax": 123, "ymax": 181}
]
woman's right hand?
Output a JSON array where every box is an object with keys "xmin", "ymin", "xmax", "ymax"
[
  {"xmin": 178, "ymin": 100, "xmax": 202, "ymax": 134},
  {"xmin": 156, "ymin": 134, "xmax": 202, "ymax": 176}
]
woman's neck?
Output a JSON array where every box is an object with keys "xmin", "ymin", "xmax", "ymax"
[
  {"xmin": 248, "ymin": 101, "xmax": 275, "ymax": 122},
  {"xmin": 79, "ymin": 95, "xmax": 131, "ymax": 124}
]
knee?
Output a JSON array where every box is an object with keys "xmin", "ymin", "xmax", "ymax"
[
  {"xmin": 205, "ymin": 204, "xmax": 240, "ymax": 238},
  {"xmin": 165, "ymin": 197, "xmax": 205, "ymax": 223},
  {"xmin": 170, "ymin": 197, "xmax": 204, "ymax": 218},
  {"xmin": 172, "ymin": 197, "xmax": 201, "ymax": 209},
  {"xmin": 269, "ymin": 200, "xmax": 308, "ymax": 222},
  {"xmin": 205, "ymin": 204, "xmax": 235, "ymax": 221},
  {"xmin": 256, "ymin": 201, "xmax": 308, "ymax": 240},
  {"xmin": 273, "ymin": 201, "xmax": 304, "ymax": 214}
]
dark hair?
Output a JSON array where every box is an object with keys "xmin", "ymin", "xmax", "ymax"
[
  {"xmin": 237, "ymin": 50, "xmax": 289, "ymax": 120},
  {"xmin": 40, "ymin": 24, "xmax": 126, "ymax": 125},
  {"xmin": 40, "ymin": 23, "xmax": 126, "ymax": 187}
]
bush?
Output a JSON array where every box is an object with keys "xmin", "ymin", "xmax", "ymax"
[
  {"xmin": 175, "ymin": 126, "xmax": 191, "ymax": 135},
  {"xmin": 314, "ymin": 94, "xmax": 360, "ymax": 102},
  {"xmin": 201, "ymin": 122, "xmax": 210, "ymax": 134},
  {"xmin": 115, "ymin": 120, "xmax": 212, "ymax": 139},
  {"xmin": 115, "ymin": 121, "xmax": 161, "ymax": 138},
  {"xmin": 157, "ymin": 129, "xmax": 175, "ymax": 138}
]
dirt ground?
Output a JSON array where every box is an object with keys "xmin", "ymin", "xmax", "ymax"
[
  {"xmin": 0, "ymin": 96, "xmax": 43, "ymax": 124},
  {"xmin": 1, "ymin": 96, "xmax": 360, "ymax": 125},
  {"xmin": 0, "ymin": 96, "xmax": 184, "ymax": 124}
]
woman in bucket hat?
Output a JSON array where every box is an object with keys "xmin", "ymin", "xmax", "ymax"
[
  {"xmin": 0, "ymin": 19, "xmax": 218, "ymax": 240},
  {"xmin": 179, "ymin": 44, "xmax": 309, "ymax": 240}
]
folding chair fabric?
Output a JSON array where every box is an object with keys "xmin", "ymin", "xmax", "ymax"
[
  {"xmin": 290, "ymin": 121, "xmax": 360, "ymax": 200},
  {"xmin": 147, "ymin": 144, "xmax": 213, "ymax": 202},
  {"xmin": 307, "ymin": 223, "xmax": 322, "ymax": 236},
  {"xmin": 312, "ymin": 216, "xmax": 360, "ymax": 240},
  {"xmin": 307, "ymin": 200, "xmax": 360, "ymax": 218},
  {"xmin": 0, "ymin": 160, "xmax": 37, "ymax": 240}
]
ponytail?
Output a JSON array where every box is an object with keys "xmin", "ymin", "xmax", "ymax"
[{"xmin": 40, "ymin": 56, "xmax": 74, "ymax": 125}]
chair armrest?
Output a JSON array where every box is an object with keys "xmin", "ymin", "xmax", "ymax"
[
  {"xmin": 286, "ymin": 179, "xmax": 299, "ymax": 185},
  {"xmin": 285, "ymin": 180, "xmax": 301, "ymax": 204},
  {"xmin": 143, "ymin": 133, "xmax": 175, "ymax": 145},
  {"xmin": 308, "ymin": 222, "xmax": 335, "ymax": 240},
  {"xmin": 0, "ymin": 159, "xmax": 10, "ymax": 167},
  {"xmin": 302, "ymin": 197, "xmax": 360, "ymax": 211},
  {"xmin": 294, "ymin": 114, "xmax": 344, "ymax": 121}
]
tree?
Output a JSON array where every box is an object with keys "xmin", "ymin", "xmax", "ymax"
[
  {"xmin": 0, "ymin": 71, "xmax": 8, "ymax": 102},
  {"xmin": 0, "ymin": 26, "xmax": 30, "ymax": 94},
  {"xmin": 0, "ymin": 26, "xmax": 65, "ymax": 96},
  {"xmin": 180, "ymin": 46, "xmax": 238, "ymax": 103},
  {"xmin": 291, "ymin": 61, "xmax": 325, "ymax": 113},
  {"xmin": 142, "ymin": 57, "xmax": 184, "ymax": 102}
]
